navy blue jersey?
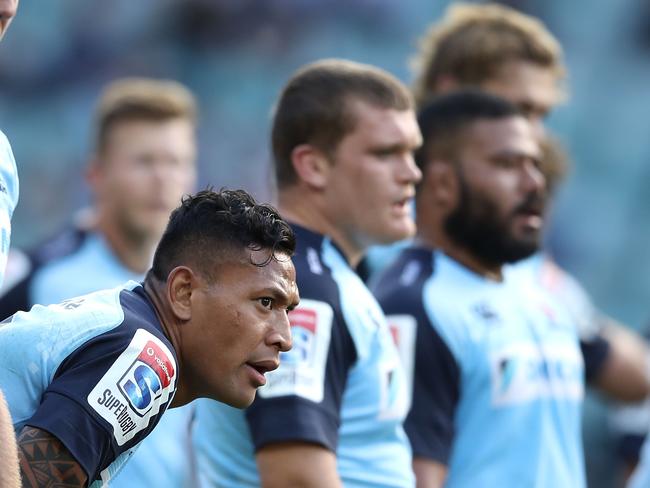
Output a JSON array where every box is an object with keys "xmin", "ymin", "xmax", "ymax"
[
  {"xmin": 193, "ymin": 225, "xmax": 413, "ymax": 487},
  {"xmin": 0, "ymin": 281, "xmax": 178, "ymax": 486},
  {"xmin": 373, "ymin": 248, "xmax": 600, "ymax": 487}
]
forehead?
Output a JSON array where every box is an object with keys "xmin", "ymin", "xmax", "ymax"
[
  {"xmin": 463, "ymin": 116, "xmax": 540, "ymax": 159},
  {"xmin": 214, "ymin": 248, "xmax": 297, "ymax": 289},
  {"xmin": 343, "ymin": 100, "xmax": 421, "ymax": 147},
  {"xmin": 480, "ymin": 60, "xmax": 562, "ymax": 111}
]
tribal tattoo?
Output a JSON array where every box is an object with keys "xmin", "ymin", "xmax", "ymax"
[{"xmin": 17, "ymin": 426, "xmax": 88, "ymax": 488}]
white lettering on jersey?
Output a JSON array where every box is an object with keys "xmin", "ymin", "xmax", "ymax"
[
  {"xmin": 490, "ymin": 342, "xmax": 584, "ymax": 406},
  {"xmin": 385, "ymin": 315, "xmax": 416, "ymax": 413},
  {"xmin": 87, "ymin": 329, "xmax": 177, "ymax": 446},
  {"xmin": 258, "ymin": 299, "xmax": 333, "ymax": 402}
]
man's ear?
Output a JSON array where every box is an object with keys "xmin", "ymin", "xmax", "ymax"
[
  {"xmin": 290, "ymin": 144, "xmax": 331, "ymax": 190},
  {"xmin": 423, "ymin": 160, "xmax": 459, "ymax": 208},
  {"xmin": 85, "ymin": 156, "xmax": 103, "ymax": 195},
  {"xmin": 166, "ymin": 267, "xmax": 198, "ymax": 321},
  {"xmin": 433, "ymin": 75, "xmax": 463, "ymax": 96}
]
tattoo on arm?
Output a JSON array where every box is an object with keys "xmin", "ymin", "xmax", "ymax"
[{"xmin": 17, "ymin": 426, "xmax": 88, "ymax": 488}]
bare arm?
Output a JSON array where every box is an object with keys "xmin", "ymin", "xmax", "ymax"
[
  {"xmin": 0, "ymin": 391, "xmax": 20, "ymax": 488},
  {"xmin": 17, "ymin": 426, "xmax": 87, "ymax": 488},
  {"xmin": 256, "ymin": 442, "xmax": 342, "ymax": 488},
  {"xmin": 593, "ymin": 320, "xmax": 650, "ymax": 402},
  {"xmin": 413, "ymin": 457, "xmax": 447, "ymax": 488}
]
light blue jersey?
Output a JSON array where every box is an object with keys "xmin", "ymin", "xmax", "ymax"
[
  {"xmin": 0, "ymin": 282, "xmax": 178, "ymax": 486},
  {"xmin": 0, "ymin": 228, "xmax": 195, "ymax": 487},
  {"xmin": 0, "ymin": 130, "xmax": 19, "ymax": 286},
  {"xmin": 374, "ymin": 248, "xmax": 589, "ymax": 487},
  {"xmin": 193, "ymin": 225, "xmax": 413, "ymax": 487}
]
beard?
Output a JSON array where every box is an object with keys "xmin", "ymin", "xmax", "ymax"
[{"xmin": 444, "ymin": 173, "xmax": 544, "ymax": 268}]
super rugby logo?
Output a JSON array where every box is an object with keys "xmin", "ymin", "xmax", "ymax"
[
  {"xmin": 87, "ymin": 329, "xmax": 177, "ymax": 446},
  {"xmin": 259, "ymin": 299, "xmax": 333, "ymax": 402},
  {"xmin": 281, "ymin": 308, "xmax": 317, "ymax": 364},
  {"xmin": 118, "ymin": 340, "xmax": 175, "ymax": 415}
]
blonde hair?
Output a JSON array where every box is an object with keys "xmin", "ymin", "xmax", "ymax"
[
  {"xmin": 412, "ymin": 3, "xmax": 565, "ymax": 107},
  {"xmin": 95, "ymin": 78, "xmax": 197, "ymax": 153}
]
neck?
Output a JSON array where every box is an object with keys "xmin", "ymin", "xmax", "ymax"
[
  {"xmin": 97, "ymin": 213, "xmax": 158, "ymax": 274},
  {"xmin": 416, "ymin": 212, "xmax": 503, "ymax": 282},
  {"xmin": 143, "ymin": 278, "xmax": 191, "ymax": 407},
  {"xmin": 278, "ymin": 188, "xmax": 365, "ymax": 267}
]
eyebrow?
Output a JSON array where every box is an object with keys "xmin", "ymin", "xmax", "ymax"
[
  {"xmin": 260, "ymin": 283, "xmax": 298, "ymax": 307},
  {"xmin": 371, "ymin": 139, "xmax": 421, "ymax": 153}
]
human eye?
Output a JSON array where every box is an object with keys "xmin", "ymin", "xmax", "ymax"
[
  {"xmin": 492, "ymin": 155, "xmax": 518, "ymax": 169},
  {"xmin": 258, "ymin": 297, "xmax": 273, "ymax": 310}
]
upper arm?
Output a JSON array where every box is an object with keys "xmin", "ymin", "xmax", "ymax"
[
  {"xmin": 26, "ymin": 326, "xmax": 177, "ymax": 483},
  {"xmin": 587, "ymin": 320, "xmax": 650, "ymax": 402},
  {"xmin": 18, "ymin": 425, "xmax": 88, "ymax": 488},
  {"xmin": 413, "ymin": 457, "xmax": 447, "ymax": 488},
  {"xmin": 405, "ymin": 318, "xmax": 460, "ymax": 465},
  {"xmin": 256, "ymin": 442, "xmax": 342, "ymax": 488},
  {"xmin": 0, "ymin": 390, "xmax": 20, "ymax": 488}
]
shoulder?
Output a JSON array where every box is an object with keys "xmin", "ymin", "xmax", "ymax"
[
  {"xmin": 291, "ymin": 227, "xmax": 341, "ymax": 307},
  {"xmin": 372, "ymin": 246, "xmax": 434, "ymax": 315},
  {"xmin": 31, "ymin": 226, "xmax": 89, "ymax": 266}
]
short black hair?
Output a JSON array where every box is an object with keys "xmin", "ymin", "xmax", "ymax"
[
  {"xmin": 150, "ymin": 189, "xmax": 295, "ymax": 281},
  {"xmin": 415, "ymin": 89, "xmax": 520, "ymax": 171}
]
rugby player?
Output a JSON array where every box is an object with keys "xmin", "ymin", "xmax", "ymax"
[
  {"xmin": 408, "ymin": 2, "xmax": 650, "ymax": 405},
  {"xmin": 0, "ymin": 189, "xmax": 298, "ymax": 487},
  {"xmin": 373, "ymin": 91, "xmax": 586, "ymax": 487},
  {"xmin": 193, "ymin": 59, "xmax": 422, "ymax": 487},
  {"xmin": 0, "ymin": 77, "xmax": 199, "ymax": 488}
]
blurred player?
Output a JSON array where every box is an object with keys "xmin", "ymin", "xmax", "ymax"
[
  {"xmin": 0, "ymin": 78, "xmax": 199, "ymax": 487},
  {"xmin": 0, "ymin": 1, "xmax": 21, "ymax": 486},
  {"xmin": 374, "ymin": 91, "xmax": 589, "ymax": 487},
  {"xmin": 193, "ymin": 59, "xmax": 422, "ymax": 487},
  {"xmin": 408, "ymin": 1, "xmax": 650, "ymax": 402},
  {"xmin": 0, "ymin": 188, "xmax": 298, "ymax": 487}
]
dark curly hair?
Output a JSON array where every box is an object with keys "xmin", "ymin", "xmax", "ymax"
[{"xmin": 149, "ymin": 189, "xmax": 295, "ymax": 281}]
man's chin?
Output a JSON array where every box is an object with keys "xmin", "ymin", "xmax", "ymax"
[{"xmin": 374, "ymin": 221, "xmax": 416, "ymax": 245}]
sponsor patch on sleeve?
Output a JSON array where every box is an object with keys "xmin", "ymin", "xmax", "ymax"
[
  {"xmin": 258, "ymin": 299, "xmax": 333, "ymax": 403},
  {"xmin": 386, "ymin": 314, "xmax": 417, "ymax": 411},
  {"xmin": 87, "ymin": 329, "xmax": 177, "ymax": 446}
]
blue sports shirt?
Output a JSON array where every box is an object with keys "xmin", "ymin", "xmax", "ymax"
[
  {"xmin": 193, "ymin": 224, "xmax": 413, "ymax": 487},
  {"xmin": 0, "ymin": 227, "xmax": 195, "ymax": 487},
  {"xmin": 0, "ymin": 130, "xmax": 19, "ymax": 286},
  {"xmin": 0, "ymin": 281, "xmax": 178, "ymax": 486},
  {"xmin": 373, "ymin": 248, "xmax": 610, "ymax": 488}
]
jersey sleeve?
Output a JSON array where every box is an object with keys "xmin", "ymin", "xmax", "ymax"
[
  {"xmin": 24, "ymin": 327, "xmax": 177, "ymax": 483},
  {"xmin": 245, "ymin": 298, "xmax": 356, "ymax": 452},
  {"xmin": 404, "ymin": 317, "xmax": 460, "ymax": 464},
  {"xmin": 580, "ymin": 330, "xmax": 611, "ymax": 383}
]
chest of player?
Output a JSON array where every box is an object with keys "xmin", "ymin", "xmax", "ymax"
[{"xmin": 455, "ymin": 284, "xmax": 585, "ymax": 407}]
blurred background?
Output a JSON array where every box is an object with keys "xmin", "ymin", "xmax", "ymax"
[{"xmin": 1, "ymin": 1, "xmax": 650, "ymax": 485}]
